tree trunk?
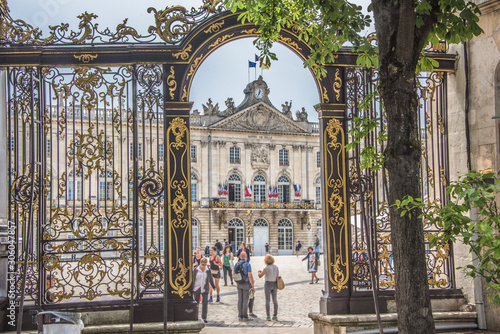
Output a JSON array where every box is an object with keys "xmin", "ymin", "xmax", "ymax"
[{"xmin": 372, "ymin": 0, "xmax": 436, "ymax": 332}]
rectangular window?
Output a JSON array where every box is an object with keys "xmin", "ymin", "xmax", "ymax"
[
  {"xmin": 99, "ymin": 181, "xmax": 106, "ymax": 199},
  {"xmin": 159, "ymin": 144, "xmax": 164, "ymax": 160},
  {"xmin": 76, "ymin": 181, "xmax": 82, "ymax": 201},
  {"xmin": 279, "ymin": 149, "xmax": 289, "ymax": 166},
  {"xmin": 106, "ymin": 182, "xmax": 113, "ymax": 200},
  {"xmin": 138, "ymin": 143, "xmax": 142, "ymax": 157},
  {"xmin": 10, "ymin": 137, "xmax": 14, "ymax": 151},
  {"xmin": 254, "ymin": 184, "xmax": 266, "ymax": 202},
  {"xmin": 47, "ymin": 139, "xmax": 51, "ymax": 154},
  {"xmin": 230, "ymin": 147, "xmax": 240, "ymax": 164},
  {"xmin": 139, "ymin": 221, "xmax": 144, "ymax": 252},
  {"xmin": 128, "ymin": 183, "xmax": 133, "ymax": 201},
  {"xmin": 159, "ymin": 218, "xmax": 164, "ymax": 252},
  {"xmin": 317, "ymin": 152, "xmax": 321, "ymax": 168},
  {"xmin": 316, "ymin": 186, "xmax": 321, "ymax": 204},
  {"xmin": 191, "ymin": 183, "xmax": 197, "ymax": 202},
  {"xmin": 68, "ymin": 181, "xmax": 74, "ymax": 201},
  {"xmin": 129, "ymin": 143, "xmax": 133, "ymax": 160},
  {"xmin": 190, "ymin": 145, "xmax": 197, "ymax": 162}
]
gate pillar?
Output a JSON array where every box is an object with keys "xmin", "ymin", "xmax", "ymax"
[
  {"xmin": 164, "ymin": 101, "xmax": 197, "ymax": 321},
  {"xmin": 315, "ymin": 67, "xmax": 352, "ymax": 315}
]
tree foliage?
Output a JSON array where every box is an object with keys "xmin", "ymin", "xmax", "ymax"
[{"xmin": 395, "ymin": 171, "xmax": 500, "ymax": 305}]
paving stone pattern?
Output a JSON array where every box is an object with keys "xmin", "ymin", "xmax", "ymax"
[{"xmin": 200, "ymin": 255, "xmax": 323, "ymax": 329}]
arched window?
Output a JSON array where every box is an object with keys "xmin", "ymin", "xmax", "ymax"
[
  {"xmin": 253, "ymin": 175, "xmax": 266, "ymax": 202},
  {"xmin": 277, "ymin": 175, "xmax": 291, "ymax": 203},
  {"xmin": 278, "ymin": 218, "xmax": 293, "ymax": 254},
  {"xmin": 192, "ymin": 218, "xmax": 199, "ymax": 249},
  {"xmin": 228, "ymin": 174, "xmax": 241, "ymax": 202},
  {"xmin": 315, "ymin": 177, "xmax": 321, "ymax": 204},
  {"xmin": 254, "ymin": 218, "xmax": 269, "ymax": 226},
  {"xmin": 99, "ymin": 170, "xmax": 114, "ymax": 200},
  {"xmin": 191, "ymin": 173, "xmax": 198, "ymax": 202},
  {"xmin": 228, "ymin": 217, "xmax": 245, "ymax": 249}
]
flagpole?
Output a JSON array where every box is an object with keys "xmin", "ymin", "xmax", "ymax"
[{"xmin": 248, "ymin": 61, "xmax": 250, "ymax": 83}]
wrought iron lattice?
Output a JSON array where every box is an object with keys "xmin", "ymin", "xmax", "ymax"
[
  {"xmin": 0, "ymin": 0, "xmax": 224, "ymax": 46},
  {"xmin": 6, "ymin": 64, "xmax": 174, "ymax": 307},
  {"xmin": 346, "ymin": 67, "xmax": 454, "ymax": 292}
]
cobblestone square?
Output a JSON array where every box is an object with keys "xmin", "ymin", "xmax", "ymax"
[{"xmin": 199, "ymin": 255, "xmax": 322, "ymax": 332}]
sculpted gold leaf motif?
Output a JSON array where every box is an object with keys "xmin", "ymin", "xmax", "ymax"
[
  {"xmin": 321, "ymin": 85, "xmax": 329, "ymax": 103},
  {"xmin": 241, "ymin": 28, "xmax": 258, "ymax": 34},
  {"xmin": 324, "ymin": 116, "xmax": 349, "ymax": 292},
  {"xmin": 208, "ymin": 33, "xmax": 234, "ymax": 49},
  {"xmin": 181, "ymin": 85, "xmax": 188, "ymax": 101},
  {"xmin": 186, "ymin": 54, "xmax": 203, "ymax": 80},
  {"xmin": 167, "ymin": 116, "xmax": 191, "ymax": 298},
  {"xmin": 72, "ymin": 12, "xmax": 98, "ymax": 44},
  {"xmin": 204, "ymin": 20, "xmax": 224, "ymax": 33},
  {"xmin": 147, "ymin": 6, "xmax": 196, "ymax": 44},
  {"xmin": 333, "ymin": 68, "xmax": 342, "ymax": 102},
  {"xmin": 278, "ymin": 36, "xmax": 302, "ymax": 51},
  {"xmin": 73, "ymin": 54, "xmax": 98, "ymax": 63},
  {"xmin": 167, "ymin": 66, "xmax": 177, "ymax": 100},
  {"xmin": 172, "ymin": 44, "xmax": 192, "ymax": 60}
]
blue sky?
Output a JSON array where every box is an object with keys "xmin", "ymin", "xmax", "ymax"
[{"xmin": 9, "ymin": 0, "xmax": 373, "ymax": 122}]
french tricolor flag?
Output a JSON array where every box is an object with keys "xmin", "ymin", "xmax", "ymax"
[
  {"xmin": 245, "ymin": 185, "xmax": 252, "ymax": 197},
  {"xmin": 223, "ymin": 184, "xmax": 228, "ymax": 196},
  {"xmin": 294, "ymin": 184, "xmax": 301, "ymax": 197},
  {"xmin": 218, "ymin": 183, "xmax": 223, "ymax": 196}
]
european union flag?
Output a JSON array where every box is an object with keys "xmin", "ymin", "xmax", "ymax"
[{"xmin": 248, "ymin": 60, "xmax": 257, "ymax": 68}]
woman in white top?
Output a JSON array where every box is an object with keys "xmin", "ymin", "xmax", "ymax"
[{"xmin": 258, "ymin": 254, "xmax": 279, "ymax": 321}]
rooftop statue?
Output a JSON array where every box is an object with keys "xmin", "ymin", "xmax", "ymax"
[
  {"xmin": 202, "ymin": 98, "xmax": 220, "ymax": 116},
  {"xmin": 281, "ymin": 100, "xmax": 293, "ymax": 119},
  {"xmin": 224, "ymin": 97, "xmax": 235, "ymax": 116},
  {"xmin": 296, "ymin": 107, "xmax": 308, "ymax": 122}
]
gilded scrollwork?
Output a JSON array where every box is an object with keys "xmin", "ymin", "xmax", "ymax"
[
  {"xmin": 323, "ymin": 116, "xmax": 348, "ymax": 292},
  {"xmin": 172, "ymin": 44, "xmax": 192, "ymax": 60},
  {"xmin": 204, "ymin": 20, "xmax": 224, "ymax": 34},
  {"xmin": 333, "ymin": 68, "xmax": 342, "ymax": 102},
  {"xmin": 67, "ymin": 124, "xmax": 113, "ymax": 179},
  {"xmin": 167, "ymin": 116, "xmax": 191, "ymax": 298},
  {"xmin": 186, "ymin": 54, "xmax": 203, "ymax": 80},
  {"xmin": 208, "ymin": 33, "xmax": 234, "ymax": 49},
  {"xmin": 167, "ymin": 66, "xmax": 177, "ymax": 100},
  {"xmin": 278, "ymin": 35, "xmax": 302, "ymax": 51},
  {"xmin": 73, "ymin": 53, "xmax": 98, "ymax": 63}
]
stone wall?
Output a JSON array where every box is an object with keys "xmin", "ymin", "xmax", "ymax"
[{"xmin": 448, "ymin": 0, "xmax": 500, "ymax": 329}]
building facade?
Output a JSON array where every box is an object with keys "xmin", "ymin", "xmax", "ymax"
[{"xmin": 190, "ymin": 76, "xmax": 322, "ymax": 256}]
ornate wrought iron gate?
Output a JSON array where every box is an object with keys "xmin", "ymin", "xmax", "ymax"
[{"xmin": 1, "ymin": 0, "xmax": 459, "ymax": 330}]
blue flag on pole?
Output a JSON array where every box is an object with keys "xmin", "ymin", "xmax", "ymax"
[{"xmin": 248, "ymin": 60, "xmax": 257, "ymax": 68}]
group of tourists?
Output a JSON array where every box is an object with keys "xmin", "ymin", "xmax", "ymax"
[
  {"xmin": 192, "ymin": 241, "xmax": 280, "ymax": 323},
  {"xmin": 192, "ymin": 235, "xmax": 321, "ymax": 323}
]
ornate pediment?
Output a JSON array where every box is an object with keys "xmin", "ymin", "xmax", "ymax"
[{"xmin": 210, "ymin": 103, "xmax": 308, "ymax": 133}]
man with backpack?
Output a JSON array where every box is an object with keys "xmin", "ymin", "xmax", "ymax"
[
  {"xmin": 233, "ymin": 252, "xmax": 255, "ymax": 321},
  {"xmin": 215, "ymin": 239, "xmax": 223, "ymax": 256}
]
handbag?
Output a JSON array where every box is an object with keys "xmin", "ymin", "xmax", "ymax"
[{"xmin": 277, "ymin": 276, "xmax": 285, "ymax": 290}]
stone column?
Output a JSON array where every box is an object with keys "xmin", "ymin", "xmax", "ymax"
[
  {"xmin": 164, "ymin": 101, "xmax": 198, "ymax": 321},
  {"xmin": 315, "ymin": 67, "xmax": 351, "ymax": 314}
]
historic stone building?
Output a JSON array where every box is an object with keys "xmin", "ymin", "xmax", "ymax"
[{"xmin": 189, "ymin": 76, "xmax": 322, "ymax": 255}]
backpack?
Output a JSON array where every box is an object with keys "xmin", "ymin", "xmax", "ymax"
[
  {"xmin": 315, "ymin": 238, "xmax": 320, "ymax": 246},
  {"xmin": 233, "ymin": 261, "xmax": 247, "ymax": 283},
  {"xmin": 216, "ymin": 242, "xmax": 222, "ymax": 250}
]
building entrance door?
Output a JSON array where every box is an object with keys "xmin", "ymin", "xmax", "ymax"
[
  {"xmin": 228, "ymin": 218, "xmax": 244, "ymax": 253},
  {"xmin": 253, "ymin": 219, "xmax": 269, "ymax": 256}
]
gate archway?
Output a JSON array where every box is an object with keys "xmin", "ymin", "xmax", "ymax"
[{"xmin": 0, "ymin": 0, "xmax": 458, "ymax": 330}]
